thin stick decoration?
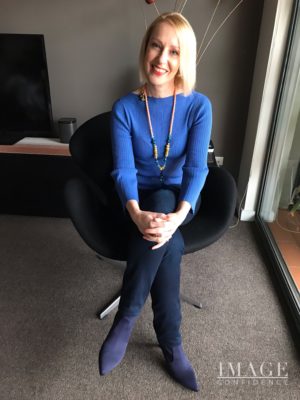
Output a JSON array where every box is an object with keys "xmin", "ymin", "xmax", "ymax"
[
  {"xmin": 179, "ymin": 0, "xmax": 189, "ymax": 13},
  {"xmin": 138, "ymin": 0, "xmax": 148, "ymax": 30},
  {"xmin": 175, "ymin": 0, "xmax": 185, "ymax": 13},
  {"xmin": 197, "ymin": 0, "xmax": 245, "ymax": 65},
  {"xmin": 153, "ymin": 1, "xmax": 160, "ymax": 16},
  {"xmin": 197, "ymin": 0, "xmax": 221, "ymax": 61}
]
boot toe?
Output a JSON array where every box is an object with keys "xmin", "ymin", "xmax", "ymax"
[
  {"xmin": 99, "ymin": 348, "xmax": 120, "ymax": 375},
  {"xmin": 162, "ymin": 344, "xmax": 200, "ymax": 392},
  {"xmin": 167, "ymin": 362, "xmax": 199, "ymax": 392}
]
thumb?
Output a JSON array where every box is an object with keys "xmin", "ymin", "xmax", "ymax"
[{"xmin": 155, "ymin": 213, "xmax": 167, "ymax": 220}]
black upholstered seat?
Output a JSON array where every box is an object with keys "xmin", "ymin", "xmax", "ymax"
[{"xmin": 65, "ymin": 112, "xmax": 237, "ymax": 316}]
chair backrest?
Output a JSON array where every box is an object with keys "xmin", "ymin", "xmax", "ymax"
[{"xmin": 69, "ymin": 112, "xmax": 114, "ymax": 196}]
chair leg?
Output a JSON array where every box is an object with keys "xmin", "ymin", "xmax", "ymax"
[
  {"xmin": 180, "ymin": 293, "xmax": 203, "ymax": 309},
  {"xmin": 98, "ymin": 290, "xmax": 121, "ymax": 320},
  {"xmin": 95, "ymin": 254, "xmax": 124, "ymax": 319},
  {"xmin": 98, "ymin": 291, "xmax": 202, "ymax": 319},
  {"xmin": 95, "ymin": 254, "xmax": 202, "ymax": 319}
]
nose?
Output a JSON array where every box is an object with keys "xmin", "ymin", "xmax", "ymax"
[{"xmin": 157, "ymin": 48, "xmax": 168, "ymax": 64}]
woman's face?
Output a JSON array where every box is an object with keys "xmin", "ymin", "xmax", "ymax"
[{"xmin": 144, "ymin": 22, "xmax": 180, "ymax": 93}]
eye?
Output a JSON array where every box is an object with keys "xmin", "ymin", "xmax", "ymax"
[
  {"xmin": 170, "ymin": 49, "xmax": 179, "ymax": 56},
  {"xmin": 151, "ymin": 42, "xmax": 160, "ymax": 49}
]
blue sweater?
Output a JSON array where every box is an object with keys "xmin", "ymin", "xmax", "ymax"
[{"xmin": 111, "ymin": 90, "xmax": 212, "ymax": 212}]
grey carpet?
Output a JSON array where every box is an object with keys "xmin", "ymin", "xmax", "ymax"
[{"xmin": 0, "ymin": 215, "xmax": 299, "ymax": 400}]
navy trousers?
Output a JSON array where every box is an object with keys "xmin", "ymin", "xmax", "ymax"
[{"xmin": 118, "ymin": 187, "xmax": 200, "ymax": 347}]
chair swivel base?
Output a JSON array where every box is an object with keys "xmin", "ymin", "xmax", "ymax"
[
  {"xmin": 98, "ymin": 292, "xmax": 202, "ymax": 320},
  {"xmin": 96, "ymin": 254, "xmax": 202, "ymax": 320}
]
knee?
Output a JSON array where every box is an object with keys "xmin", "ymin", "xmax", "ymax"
[{"xmin": 166, "ymin": 231, "xmax": 185, "ymax": 256}]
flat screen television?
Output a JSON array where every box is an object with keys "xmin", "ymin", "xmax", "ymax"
[{"xmin": 0, "ymin": 33, "xmax": 54, "ymax": 144}]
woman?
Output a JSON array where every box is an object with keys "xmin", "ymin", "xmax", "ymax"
[{"xmin": 99, "ymin": 12, "xmax": 212, "ymax": 392}]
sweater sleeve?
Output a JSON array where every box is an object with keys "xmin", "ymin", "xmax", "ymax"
[
  {"xmin": 110, "ymin": 99, "xmax": 139, "ymax": 209},
  {"xmin": 178, "ymin": 95, "xmax": 212, "ymax": 213}
]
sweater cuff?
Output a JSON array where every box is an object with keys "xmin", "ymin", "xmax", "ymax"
[{"xmin": 111, "ymin": 168, "xmax": 139, "ymax": 209}]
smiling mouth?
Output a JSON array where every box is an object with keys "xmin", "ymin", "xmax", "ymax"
[{"xmin": 151, "ymin": 64, "xmax": 168, "ymax": 75}]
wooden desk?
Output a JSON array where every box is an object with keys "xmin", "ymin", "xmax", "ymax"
[
  {"xmin": 0, "ymin": 138, "xmax": 79, "ymax": 217},
  {"xmin": 0, "ymin": 137, "xmax": 70, "ymax": 156}
]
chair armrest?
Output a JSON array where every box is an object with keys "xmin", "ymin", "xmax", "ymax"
[
  {"xmin": 64, "ymin": 177, "xmax": 127, "ymax": 260},
  {"xmin": 180, "ymin": 166, "xmax": 237, "ymax": 254}
]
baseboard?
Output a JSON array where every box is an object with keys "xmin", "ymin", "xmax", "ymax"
[{"xmin": 241, "ymin": 209, "xmax": 256, "ymax": 221}]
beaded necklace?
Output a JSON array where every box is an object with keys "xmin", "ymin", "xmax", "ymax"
[{"xmin": 142, "ymin": 85, "xmax": 177, "ymax": 182}]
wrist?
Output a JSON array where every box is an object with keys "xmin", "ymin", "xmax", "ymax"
[
  {"xmin": 126, "ymin": 200, "xmax": 141, "ymax": 222},
  {"xmin": 176, "ymin": 201, "xmax": 191, "ymax": 223},
  {"xmin": 175, "ymin": 210, "xmax": 188, "ymax": 225}
]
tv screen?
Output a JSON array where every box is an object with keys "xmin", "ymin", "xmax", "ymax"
[{"xmin": 0, "ymin": 34, "xmax": 54, "ymax": 144}]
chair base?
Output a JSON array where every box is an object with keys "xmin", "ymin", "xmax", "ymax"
[
  {"xmin": 96, "ymin": 254, "xmax": 203, "ymax": 320},
  {"xmin": 98, "ymin": 291, "xmax": 121, "ymax": 320},
  {"xmin": 98, "ymin": 292, "xmax": 202, "ymax": 320},
  {"xmin": 180, "ymin": 294, "xmax": 203, "ymax": 310}
]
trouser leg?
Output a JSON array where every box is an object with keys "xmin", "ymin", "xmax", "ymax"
[
  {"xmin": 149, "ymin": 191, "xmax": 200, "ymax": 346},
  {"xmin": 118, "ymin": 188, "xmax": 179, "ymax": 318},
  {"xmin": 118, "ymin": 224, "xmax": 172, "ymax": 316},
  {"xmin": 150, "ymin": 228, "xmax": 184, "ymax": 347}
]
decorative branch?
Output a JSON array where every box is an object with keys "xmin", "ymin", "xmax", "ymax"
[
  {"xmin": 197, "ymin": 0, "xmax": 221, "ymax": 61},
  {"xmin": 179, "ymin": 0, "xmax": 189, "ymax": 13},
  {"xmin": 138, "ymin": 0, "xmax": 148, "ymax": 30},
  {"xmin": 141, "ymin": 0, "xmax": 246, "ymax": 65},
  {"xmin": 153, "ymin": 1, "xmax": 160, "ymax": 15},
  {"xmin": 197, "ymin": 0, "xmax": 245, "ymax": 65},
  {"xmin": 144, "ymin": 0, "xmax": 160, "ymax": 16}
]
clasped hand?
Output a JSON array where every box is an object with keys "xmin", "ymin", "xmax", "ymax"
[{"xmin": 133, "ymin": 210, "xmax": 184, "ymax": 250}]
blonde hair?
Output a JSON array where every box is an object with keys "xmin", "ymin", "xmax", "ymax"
[{"xmin": 139, "ymin": 12, "xmax": 197, "ymax": 96}]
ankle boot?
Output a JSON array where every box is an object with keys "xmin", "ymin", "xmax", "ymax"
[
  {"xmin": 161, "ymin": 344, "xmax": 199, "ymax": 392},
  {"xmin": 99, "ymin": 313, "xmax": 137, "ymax": 375}
]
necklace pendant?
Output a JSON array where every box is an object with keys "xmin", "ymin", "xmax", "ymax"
[{"xmin": 139, "ymin": 88, "xmax": 146, "ymax": 102}]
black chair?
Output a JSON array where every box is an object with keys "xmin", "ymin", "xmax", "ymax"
[{"xmin": 65, "ymin": 112, "xmax": 237, "ymax": 318}]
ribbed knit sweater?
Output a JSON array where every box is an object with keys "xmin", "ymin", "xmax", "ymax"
[{"xmin": 111, "ymin": 90, "xmax": 212, "ymax": 212}]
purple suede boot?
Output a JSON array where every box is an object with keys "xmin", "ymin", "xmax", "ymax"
[
  {"xmin": 99, "ymin": 313, "xmax": 137, "ymax": 375},
  {"xmin": 161, "ymin": 344, "xmax": 199, "ymax": 392}
]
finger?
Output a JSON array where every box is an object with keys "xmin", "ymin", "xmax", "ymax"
[
  {"xmin": 154, "ymin": 213, "xmax": 167, "ymax": 220},
  {"xmin": 151, "ymin": 242, "xmax": 165, "ymax": 250},
  {"xmin": 143, "ymin": 232, "xmax": 166, "ymax": 240},
  {"xmin": 151, "ymin": 235, "xmax": 172, "ymax": 250},
  {"xmin": 144, "ymin": 228, "xmax": 162, "ymax": 236},
  {"xmin": 143, "ymin": 235, "xmax": 165, "ymax": 248},
  {"xmin": 144, "ymin": 228, "xmax": 173, "ymax": 240},
  {"xmin": 154, "ymin": 217, "xmax": 168, "ymax": 223},
  {"xmin": 165, "ymin": 213, "xmax": 174, "ymax": 219},
  {"xmin": 151, "ymin": 240, "xmax": 168, "ymax": 250},
  {"xmin": 143, "ymin": 235, "xmax": 157, "ymax": 242},
  {"xmin": 149, "ymin": 220, "xmax": 166, "ymax": 228},
  {"xmin": 144, "ymin": 226, "xmax": 173, "ymax": 235}
]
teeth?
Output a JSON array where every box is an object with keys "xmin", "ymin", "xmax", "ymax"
[{"xmin": 153, "ymin": 65, "xmax": 167, "ymax": 73}]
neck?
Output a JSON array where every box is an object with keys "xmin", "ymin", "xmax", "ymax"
[{"xmin": 145, "ymin": 83, "xmax": 176, "ymax": 98}]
